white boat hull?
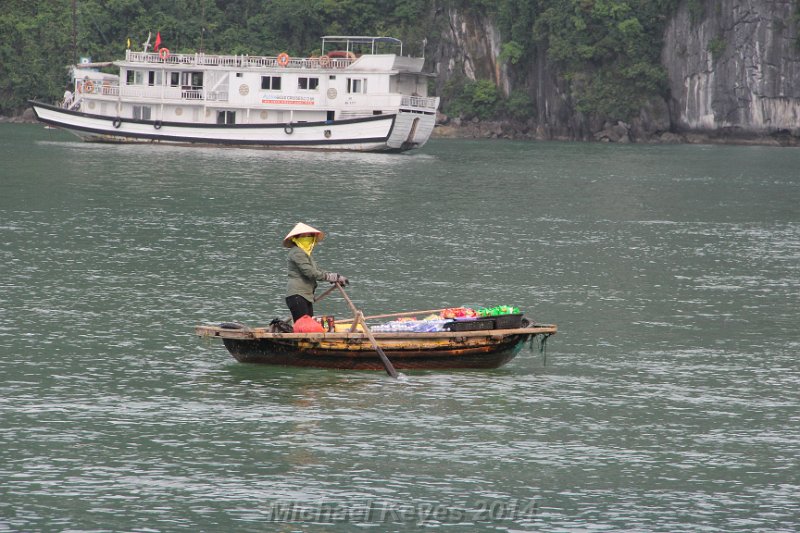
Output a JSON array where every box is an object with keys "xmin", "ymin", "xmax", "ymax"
[{"xmin": 30, "ymin": 102, "xmax": 435, "ymax": 152}]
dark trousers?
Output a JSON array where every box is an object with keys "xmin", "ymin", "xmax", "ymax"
[{"xmin": 286, "ymin": 295, "xmax": 314, "ymax": 321}]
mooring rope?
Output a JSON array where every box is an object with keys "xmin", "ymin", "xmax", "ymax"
[{"xmin": 528, "ymin": 333, "xmax": 551, "ymax": 366}]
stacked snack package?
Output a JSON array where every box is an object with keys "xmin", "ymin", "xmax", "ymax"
[
  {"xmin": 477, "ymin": 305, "xmax": 520, "ymax": 317},
  {"xmin": 371, "ymin": 306, "xmax": 520, "ymax": 333},
  {"xmin": 440, "ymin": 307, "xmax": 478, "ymax": 319},
  {"xmin": 371, "ymin": 319, "xmax": 451, "ymax": 333}
]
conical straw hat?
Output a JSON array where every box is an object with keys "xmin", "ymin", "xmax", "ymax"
[{"xmin": 283, "ymin": 222, "xmax": 325, "ymax": 247}]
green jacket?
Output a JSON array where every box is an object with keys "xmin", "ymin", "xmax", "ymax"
[{"xmin": 286, "ymin": 245, "xmax": 329, "ymax": 302}]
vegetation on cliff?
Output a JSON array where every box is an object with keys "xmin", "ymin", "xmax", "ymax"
[
  {"xmin": 443, "ymin": 0, "xmax": 680, "ymax": 123},
  {"xmin": 2, "ymin": 0, "xmax": 681, "ymax": 126}
]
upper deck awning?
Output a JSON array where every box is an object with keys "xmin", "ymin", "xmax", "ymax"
[{"xmin": 321, "ymin": 36, "xmax": 403, "ymax": 56}]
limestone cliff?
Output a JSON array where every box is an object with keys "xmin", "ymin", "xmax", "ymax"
[
  {"xmin": 432, "ymin": 0, "xmax": 800, "ymax": 143},
  {"xmin": 431, "ymin": 5, "xmax": 588, "ymax": 140},
  {"xmin": 433, "ymin": 8, "xmax": 507, "ymax": 95},
  {"xmin": 663, "ymin": 0, "xmax": 800, "ymax": 137}
]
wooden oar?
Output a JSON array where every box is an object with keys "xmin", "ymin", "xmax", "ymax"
[
  {"xmin": 335, "ymin": 283, "xmax": 399, "ymax": 379},
  {"xmin": 314, "ymin": 284, "xmax": 338, "ymax": 303}
]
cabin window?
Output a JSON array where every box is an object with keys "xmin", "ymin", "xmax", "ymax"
[
  {"xmin": 133, "ymin": 105, "xmax": 152, "ymax": 120},
  {"xmin": 217, "ymin": 111, "xmax": 236, "ymax": 124},
  {"xmin": 346, "ymin": 78, "xmax": 367, "ymax": 94},
  {"xmin": 126, "ymin": 70, "xmax": 145, "ymax": 85},
  {"xmin": 148, "ymin": 71, "xmax": 163, "ymax": 86},
  {"xmin": 180, "ymin": 72, "xmax": 203, "ymax": 89},
  {"xmin": 298, "ymin": 77, "xmax": 319, "ymax": 91},
  {"xmin": 261, "ymin": 76, "xmax": 281, "ymax": 91},
  {"xmin": 169, "ymin": 72, "xmax": 180, "ymax": 87}
]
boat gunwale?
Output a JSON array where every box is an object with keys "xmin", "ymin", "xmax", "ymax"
[
  {"xmin": 29, "ymin": 100, "xmax": 405, "ymax": 130},
  {"xmin": 195, "ymin": 324, "xmax": 557, "ymax": 341}
]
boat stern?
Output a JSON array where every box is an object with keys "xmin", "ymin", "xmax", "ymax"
[{"xmin": 386, "ymin": 96, "xmax": 439, "ymax": 151}]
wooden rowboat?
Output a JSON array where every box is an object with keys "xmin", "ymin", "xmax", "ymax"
[{"xmin": 195, "ymin": 321, "xmax": 557, "ymax": 371}]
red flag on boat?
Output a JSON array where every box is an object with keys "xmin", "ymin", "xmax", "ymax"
[{"xmin": 154, "ymin": 32, "xmax": 162, "ymax": 51}]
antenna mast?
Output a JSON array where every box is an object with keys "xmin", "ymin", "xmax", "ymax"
[
  {"xmin": 72, "ymin": 0, "xmax": 77, "ymax": 64},
  {"xmin": 200, "ymin": 1, "xmax": 206, "ymax": 52}
]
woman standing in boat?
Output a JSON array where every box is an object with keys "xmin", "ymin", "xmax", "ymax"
[{"xmin": 283, "ymin": 222, "xmax": 349, "ymax": 321}]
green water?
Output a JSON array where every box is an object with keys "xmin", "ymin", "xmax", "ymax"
[{"xmin": 1, "ymin": 124, "xmax": 798, "ymax": 532}]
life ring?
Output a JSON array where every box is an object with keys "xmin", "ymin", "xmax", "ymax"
[
  {"xmin": 112, "ymin": 118, "xmax": 122, "ymax": 129},
  {"xmin": 284, "ymin": 124, "xmax": 294, "ymax": 135},
  {"xmin": 328, "ymin": 50, "xmax": 356, "ymax": 59},
  {"xmin": 83, "ymin": 80, "xmax": 95, "ymax": 93},
  {"xmin": 318, "ymin": 55, "xmax": 331, "ymax": 68},
  {"xmin": 277, "ymin": 52, "xmax": 290, "ymax": 67},
  {"xmin": 154, "ymin": 121, "xmax": 162, "ymax": 130},
  {"xmin": 159, "ymin": 48, "xmax": 170, "ymax": 60}
]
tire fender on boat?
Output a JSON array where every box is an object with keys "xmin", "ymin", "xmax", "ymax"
[
  {"xmin": 112, "ymin": 118, "xmax": 122, "ymax": 129},
  {"xmin": 277, "ymin": 52, "xmax": 290, "ymax": 67},
  {"xmin": 284, "ymin": 124, "xmax": 294, "ymax": 135},
  {"xmin": 154, "ymin": 121, "xmax": 162, "ymax": 130},
  {"xmin": 159, "ymin": 48, "xmax": 170, "ymax": 61}
]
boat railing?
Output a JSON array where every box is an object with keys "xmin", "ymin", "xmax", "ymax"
[
  {"xmin": 100, "ymin": 85, "xmax": 119, "ymax": 96},
  {"xmin": 76, "ymin": 80, "xmax": 120, "ymax": 96},
  {"xmin": 180, "ymin": 89, "xmax": 204, "ymax": 100},
  {"xmin": 125, "ymin": 50, "xmax": 354, "ymax": 69},
  {"xmin": 401, "ymin": 95, "xmax": 439, "ymax": 110},
  {"xmin": 75, "ymin": 78, "xmax": 433, "ymax": 109},
  {"xmin": 77, "ymin": 82, "xmax": 228, "ymax": 102},
  {"xmin": 206, "ymin": 91, "xmax": 228, "ymax": 101}
]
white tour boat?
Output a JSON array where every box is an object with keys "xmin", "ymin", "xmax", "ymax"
[{"xmin": 30, "ymin": 36, "xmax": 439, "ymax": 152}]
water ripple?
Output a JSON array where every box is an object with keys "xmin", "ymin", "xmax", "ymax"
[{"xmin": 1, "ymin": 128, "xmax": 799, "ymax": 531}]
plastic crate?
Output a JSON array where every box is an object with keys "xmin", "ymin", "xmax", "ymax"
[
  {"xmin": 444, "ymin": 318, "xmax": 496, "ymax": 332},
  {"xmin": 493, "ymin": 313, "xmax": 523, "ymax": 329}
]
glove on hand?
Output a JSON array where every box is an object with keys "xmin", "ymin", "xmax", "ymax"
[{"xmin": 325, "ymin": 273, "xmax": 349, "ymax": 285}]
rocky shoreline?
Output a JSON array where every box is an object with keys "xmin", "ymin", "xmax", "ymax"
[
  {"xmin": 432, "ymin": 115, "xmax": 800, "ymax": 147},
  {"xmin": 0, "ymin": 109, "xmax": 37, "ymax": 124}
]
